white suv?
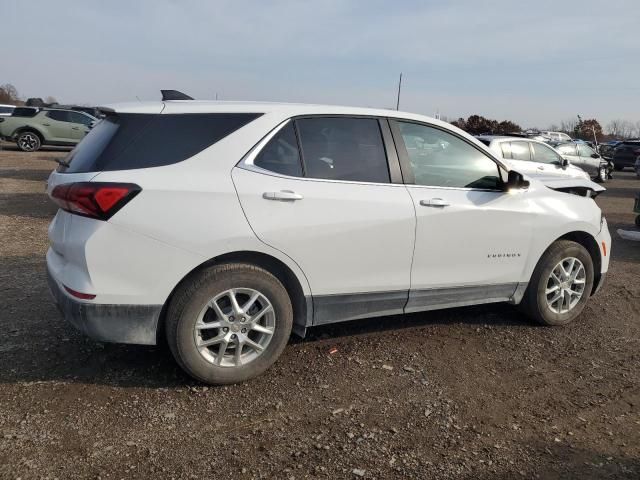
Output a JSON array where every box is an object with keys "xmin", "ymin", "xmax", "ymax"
[
  {"xmin": 46, "ymin": 98, "xmax": 611, "ymax": 384},
  {"xmin": 477, "ymin": 136, "xmax": 593, "ymax": 182}
]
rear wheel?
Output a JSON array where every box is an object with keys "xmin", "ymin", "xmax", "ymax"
[
  {"xmin": 166, "ymin": 263, "xmax": 293, "ymax": 385},
  {"xmin": 520, "ymin": 240, "xmax": 594, "ymax": 326},
  {"xmin": 16, "ymin": 131, "xmax": 41, "ymax": 152}
]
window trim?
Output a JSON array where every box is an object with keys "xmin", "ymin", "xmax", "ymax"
[
  {"xmin": 388, "ymin": 118, "xmax": 507, "ymax": 191},
  {"xmin": 239, "ymin": 115, "xmax": 405, "ymax": 186}
]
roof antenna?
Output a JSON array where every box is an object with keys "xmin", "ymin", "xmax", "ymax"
[
  {"xmin": 161, "ymin": 90, "xmax": 194, "ymax": 101},
  {"xmin": 395, "ymin": 73, "xmax": 402, "ymax": 110}
]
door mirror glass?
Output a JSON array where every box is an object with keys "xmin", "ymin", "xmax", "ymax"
[{"xmin": 504, "ymin": 170, "xmax": 530, "ymax": 191}]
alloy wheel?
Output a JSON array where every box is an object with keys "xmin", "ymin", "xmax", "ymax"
[
  {"xmin": 545, "ymin": 257, "xmax": 586, "ymax": 314},
  {"xmin": 18, "ymin": 133, "xmax": 39, "ymax": 151},
  {"xmin": 193, "ymin": 288, "xmax": 276, "ymax": 367}
]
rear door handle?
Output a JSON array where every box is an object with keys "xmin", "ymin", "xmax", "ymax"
[
  {"xmin": 419, "ymin": 198, "xmax": 450, "ymax": 207},
  {"xmin": 263, "ymin": 190, "xmax": 304, "ymax": 201},
  {"xmin": 71, "ymin": 126, "xmax": 80, "ymax": 130}
]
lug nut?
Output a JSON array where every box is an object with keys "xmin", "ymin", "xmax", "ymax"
[
  {"xmin": 240, "ymin": 317, "xmax": 246, "ymax": 322},
  {"xmin": 231, "ymin": 334, "xmax": 237, "ymax": 339},
  {"xmin": 229, "ymin": 316, "xmax": 235, "ymax": 322},
  {"xmin": 223, "ymin": 327, "xmax": 228, "ymax": 332},
  {"xmin": 241, "ymin": 328, "xmax": 247, "ymax": 333}
]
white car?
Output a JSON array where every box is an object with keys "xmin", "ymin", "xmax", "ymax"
[
  {"xmin": 541, "ymin": 131, "xmax": 573, "ymax": 142},
  {"xmin": 46, "ymin": 96, "xmax": 611, "ymax": 385},
  {"xmin": 477, "ymin": 136, "xmax": 592, "ymax": 181}
]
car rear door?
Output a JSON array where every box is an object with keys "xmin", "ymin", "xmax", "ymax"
[
  {"xmin": 390, "ymin": 120, "xmax": 532, "ymax": 312},
  {"xmin": 42, "ymin": 111, "xmax": 74, "ymax": 142},
  {"xmin": 67, "ymin": 112, "xmax": 92, "ymax": 141},
  {"xmin": 232, "ymin": 116, "xmax": 416, "ymax": 324}
]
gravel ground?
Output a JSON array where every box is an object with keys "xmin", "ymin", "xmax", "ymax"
[{"xmin": 0, "ymin": 144, "xmax": 638, "ymax": 479}]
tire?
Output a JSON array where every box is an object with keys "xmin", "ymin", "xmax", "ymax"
[
  {"xmin": 16, "ymin": 130, "xmax": 42, "ymax": 152},
  {"xmin": 519, "ymin": 240, "xmax": 594, "ymax": 326},
  {"xmin": 166, "ymin": 263, "xmax": 293, "ymax": 385},
  {"xmin": 635, "ymin": 215, "xmax": 640, "ymax": 228},
  {"xmin": 594, "ymin": 166, "xmax": 607, "ymax": 183}
]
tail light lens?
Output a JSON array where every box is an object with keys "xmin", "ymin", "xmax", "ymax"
[{"xmin": 51, "ymin": 182, "xmax": 141, "ymax": 220}]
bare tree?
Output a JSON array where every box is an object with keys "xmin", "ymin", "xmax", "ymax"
[
  {"xmin": 0, "ymin": 83, "xmax": 20, "ymax": 104},
  {"xmin": 45, "ymin": 96, "xmax": 58, "ymax": 105},
  {"xmin": 559, "ymin": 118, "xmax": 578, "ymax": 134}
]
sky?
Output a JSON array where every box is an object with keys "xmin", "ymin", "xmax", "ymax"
[{"xmin": 2, "ymin": 0, "xmax": 639, "ymax": 128}]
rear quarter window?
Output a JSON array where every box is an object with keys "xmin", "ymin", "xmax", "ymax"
[{"xmin": 62, "ymin": 113, "xmax": 262, "ymax": 173}]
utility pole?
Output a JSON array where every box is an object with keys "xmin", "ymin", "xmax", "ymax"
[{"xmin": 396, "ymin": 73, "xmax": 402, "ymax": 110}]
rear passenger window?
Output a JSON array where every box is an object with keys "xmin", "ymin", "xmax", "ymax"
[
  {"xmin": 500, "ymin": 142, "xmax": 512, "ymax": 159},
  {"xmin": 47, "ymin": 110, "xmax": 70, "ymax": 122},
  {"xmin": 510, "ymin": 141, "xmax": 532, "ymax": 161},
  {"xmin": 295, "ymin": 117, "xmax": 390, "ymax": 183},
  {"xmin": 254, "ymin": 122, "xmax": 303, "ymax": 177}
]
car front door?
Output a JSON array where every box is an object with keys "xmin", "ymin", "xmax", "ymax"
[
  {"xmin": 42, "ymin": 111, "xmax": 74, "ymax": 142},
  {"xmin": 390, "ymin": 120, "xmax": 532, "ymax": 312},
  {"xmin": 529, "ymin": 141, "xmax": 568, "ymax": 176},
  {"xmin": 557, "ymin": 144, "xmax": 582, "ymax": 169},
  {"xmin": 67, "ymin": 112, "xmax": 93, "ymax": 141},
  {"xmin": 232, "ymin": 117, "xmax": 416, "ymax": 325},
  {"xmin": 576, "ymin": 144, "xmax": 600, "ymax": 177}
]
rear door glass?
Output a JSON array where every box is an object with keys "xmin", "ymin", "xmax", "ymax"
[
  {"xmin": 295, "ymin": 117, "xmax": 390, "ymax": 183},
  {"xmin": 510, "ymin": 141, "xmax": 532, "ymax": 161},
  {"xmin": 62, "ymin": 113, "xmax": 262, "ymax": 173}
]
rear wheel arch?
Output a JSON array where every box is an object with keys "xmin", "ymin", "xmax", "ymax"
[
  {"xmin": 14, "ymin": 127, "xmax": 45, "ymax": 142},
  {"xmin": 157, "ymin": 251, "xmax": 310, "ymax": 345}
]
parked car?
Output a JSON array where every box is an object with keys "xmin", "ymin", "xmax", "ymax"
[
  {"xmin": 635, "ymin": 156, "xmax": 640, "ymax": 178},
  {"xmin": 476, "ymin": 136, "xmax": 592, "ymax": 181},
  {"xmin": 0, "ymin": 104, "xmax": 15, "ymax": 117},
  {"xmin": 541, "ymin": 131, "xmax": 572, "ymax": 142},
  {"xmin": 611, "ymin": 141, "xmax": 640, "ymax": 171},
  {"xmin": 0, "ymin": 108, "xmax": 96, "ymax": 151},
  {"xmin": 555, "ymin": 142, "xmax": 610, "ymax": 182},
  {"xmin": 46, "ymin": 97, "xmax": 611, "ymax": 385}
]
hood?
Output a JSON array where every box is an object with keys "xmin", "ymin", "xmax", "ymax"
[{"xmin": 530, "ymin": 175, "xmax": 606, "ymax": 198}]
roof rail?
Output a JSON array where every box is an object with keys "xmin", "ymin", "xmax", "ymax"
[{"xmin": 161, "ymin": 90, "xmax": 194, "ymax": 101}]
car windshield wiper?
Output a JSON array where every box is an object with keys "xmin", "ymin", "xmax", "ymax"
[{"xmin": 54, "ymin": 158, "xmax": 70, "ymax": 168}]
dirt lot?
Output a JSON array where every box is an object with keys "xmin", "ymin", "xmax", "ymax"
[{"xmin": 0, "ymin": 143, "xmax": 638, "ymax": 480}]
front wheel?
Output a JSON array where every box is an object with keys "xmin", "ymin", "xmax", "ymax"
[
  {"xmin": 17, "ymin": 131, "xmax": 41, "ymax": 152},
  {"xmin": 519, "ymin": 240, "xmax": 594, "ymax": 326},
  {"xmin": 595, "ymin": 166, "xmax": 607, "ymax": 183},
  {"xmin": 166, "ymin": 263, "xmax": 293, "ymax": 385}
]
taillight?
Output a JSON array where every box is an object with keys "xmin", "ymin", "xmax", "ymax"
[{"xmin": 51, "ymin": 182, "xmax": 141, "ymax": 220}]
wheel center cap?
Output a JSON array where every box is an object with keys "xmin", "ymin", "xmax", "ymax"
[{"xmin": 230, "ymin": 324, "xmax": 241, "ymax": 333}]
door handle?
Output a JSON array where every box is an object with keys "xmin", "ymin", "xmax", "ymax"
[
  {"xmin": 263, "ymin": 190, "xmax": 304, "ymax": 201},
  {"xmin": 42, "ymin": 123, "xmax": 51, "ymax": 126},
  {"xmin": 537, "ymin": 165, "xmax": 544, "ymax": 170},
  {"xmin": 71, "ymin": 127, "xmax": 80, "ymax": 130},
  {"xmin": 419, "ymin": 198, "xmax": 450, "ymax": 207}
]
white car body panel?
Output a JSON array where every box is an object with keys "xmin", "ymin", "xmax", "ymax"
[{"xmin": 44, "ymin": 100, "xmax": 610, "ymax": 345}]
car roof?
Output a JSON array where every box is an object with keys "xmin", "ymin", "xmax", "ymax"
[
  {"xmin": 476, "ymin": 135, "xmax": 545, "ymax": 144},
  {"xmin": 0, "ymin": 104, "xmax": 15, "ymax": 108},
  {"xmin": 100, "ymin": 100, "xmax": 452, "ymax": 126}
]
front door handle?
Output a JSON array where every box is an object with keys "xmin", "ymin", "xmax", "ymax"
[
  {"xmin": 537, "ymin": 165, "xmax": 544, "ymax": 170},
  {"xmin": 42, "ymin": 123, "xmax": 51, "ymax": 126},
  {"xmin": 419, "ymin": 198, "xmax": 450, "ymax": 207},
  {"xmin": 263, "ymin": 190, "xmax": 304, "ymax": 201},
  {"xmin": 71, "ymin": 126, "xmax": 80, "ymax": 130}
]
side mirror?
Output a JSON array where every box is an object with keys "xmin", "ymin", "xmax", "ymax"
[
  {"xmin": 505, "ymin": 170, "xmax": 530, "ymax": 191},
  {"xmin": 561, "ymin": 157, "xmax": 570, "ymax": 167}
]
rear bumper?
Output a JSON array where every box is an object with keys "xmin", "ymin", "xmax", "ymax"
[{"xmin": 47, "ymin": 265, "xmax": 161, "ymax": 345}]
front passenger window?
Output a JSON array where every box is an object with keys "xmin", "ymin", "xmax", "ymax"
[
  {"xmin": 531, "ymin": 143, "xmax": 563, "ymax": 164},
  {"xmin": 397, "ymin": 122, "xmax": 501, "ymax": 189}
]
